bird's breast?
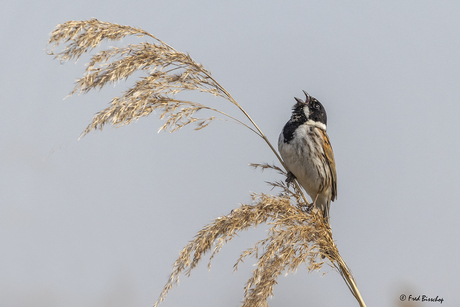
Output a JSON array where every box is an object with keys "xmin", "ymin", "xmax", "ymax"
[{"xmin": 278, "ymin": 124, "xmax": 329, "ymax": 198}]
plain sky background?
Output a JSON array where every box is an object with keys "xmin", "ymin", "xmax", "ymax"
[{"xmin": 1, "ymin": 1, "xmax": 459, "ymax": 306}]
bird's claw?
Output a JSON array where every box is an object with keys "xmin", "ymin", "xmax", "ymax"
[
  {"xmin": 305, "ymin": 202, "xmax": 315, "ymax": 213},
  {"xmin": 285, "ymin": 171, "xmax": 296, "ymax": 184}
]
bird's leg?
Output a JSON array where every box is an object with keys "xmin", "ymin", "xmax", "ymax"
[
  {"xmin": 307, "ymin": 193, "xmax": 319, "ymax": 212},
  {"xmin": 286, "ymin": 172, "xmax": 310, "ymax": 212},
  {"xmin": 313, "ymin": 193, "xmax": 319, "ymax": 206}
]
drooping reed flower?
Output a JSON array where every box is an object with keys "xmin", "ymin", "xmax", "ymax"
[{"xmin": 47, "ymin": 19, "xmax": 366, "ymax": 307}]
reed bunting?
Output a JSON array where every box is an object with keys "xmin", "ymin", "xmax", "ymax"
[{"xmin": 278, "ymin": 91, "xmax": 337, "ymax": 225}]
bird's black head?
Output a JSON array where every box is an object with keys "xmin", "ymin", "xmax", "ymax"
[{"xmin": 291, "ymin": 90, "xmax": 327, "ymax": 128}]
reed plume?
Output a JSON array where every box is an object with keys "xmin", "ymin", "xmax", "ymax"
[{"xmin": 47, "ymin": 19, "xmax": 366, "ymax": 307}]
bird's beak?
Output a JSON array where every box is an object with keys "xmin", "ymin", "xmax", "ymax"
[
  {"xmin": 302, "ymin": 90, "xmax": 311, "ymax": 104},
  {"xmin": 294, "ymin": 97, "xmax": 304, "ymax": 104}
]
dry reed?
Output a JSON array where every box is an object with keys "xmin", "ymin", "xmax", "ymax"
[{"xmin": 47, "ymin": 19, "xmax": 366, "ymax": 307}]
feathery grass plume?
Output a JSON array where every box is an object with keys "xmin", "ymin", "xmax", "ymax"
[
  {"xmin": 47, "ymin": 19, "xmax": 366, "ymax": 307},
  {"xmin": 47, "ymin": 19, "xmax": 254, "ymax": 137},
  {"xmin": 153, "ymin": 164, "xmax": 365, "ymax": 307}
]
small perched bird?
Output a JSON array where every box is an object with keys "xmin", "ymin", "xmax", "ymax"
[{"xmin": 278, "ymin": 91, "xmax": 337, "ymax": 225}]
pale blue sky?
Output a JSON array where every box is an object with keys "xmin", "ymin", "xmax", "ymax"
[{"xmin": 1, "ymin": 1, "xmax": 459, "ymax": 306}]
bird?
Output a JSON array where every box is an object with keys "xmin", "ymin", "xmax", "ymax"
[{"xmin": 278, "ymin": 90, "xmax": 337, "ymax": 226}]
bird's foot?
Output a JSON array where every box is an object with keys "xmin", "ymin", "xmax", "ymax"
[
  {"xmin": 306, "ymin": 194, "xmax": 318, "ymax": 212},
  {"xmin": 305, "ymin": 203, "xmax": 314, "ymax": 213},
  {"xmin": 303, "ymin": 194, "xmax": 319, "ymax": 214},
  {"xmin": 285, "ymin": 171, "xmax": 296, "ymax": 184}
]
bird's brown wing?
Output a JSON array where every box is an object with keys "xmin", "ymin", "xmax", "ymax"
[{"xmin": 320, "ymin": 130, "xmax": 337, "ymax": 201}]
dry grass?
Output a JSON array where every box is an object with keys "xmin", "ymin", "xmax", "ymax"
[
  {"xmin": 47, "ymin": 19, "xmax": 366, "ymax": 307},
  {"xmin": 47, "ymin": 19, "xmax": 253, "ymax": 136}
]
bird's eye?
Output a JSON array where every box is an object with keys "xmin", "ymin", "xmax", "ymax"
[{"xmin": 314, "ymin": 104, "xmax": 320, "ymax": 110}]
